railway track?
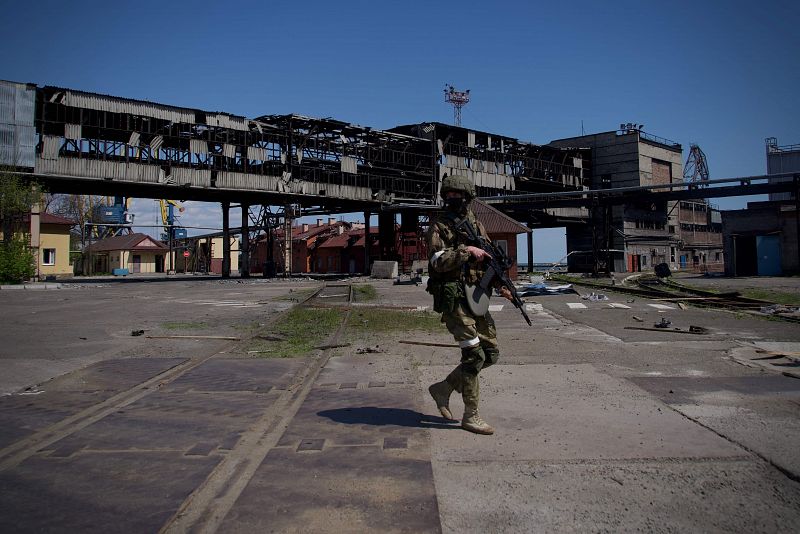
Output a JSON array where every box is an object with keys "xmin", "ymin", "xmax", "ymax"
[
  {"xmin": 0, "ymin": 282, "xmax": 353, "ymax": 472},
  {"xmin": 551, "ymin": 274, "xmax": 800, "ymax": 324},
  {"xmin": 1, "ymin": 281, "xmax": 361, "ymax": 532}
]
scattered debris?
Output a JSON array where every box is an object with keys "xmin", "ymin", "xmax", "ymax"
[
  {"xmin": 678, "ymin": 302, "xmax": 688, "ymax": 310},
  {"xmin": 624, "ymin": 326, "xmax": 708, "ymax": 335},
  {"xmin": 689, "ymin": 325, "xmax": 708, "ymax": 334},
  {"xmin": 632, "ymin": 316, "xmax": 644, "ymax": 322},
  {"xmin": 654, "ymin": 263, "xmax": 672, "ymax": 278},
  {"xmin": 582, "ymin": 292, "xmax": 609, "ymax": 302},
  {"xmin": 760, "ymin": 304, "xmax": 800, "ymax": 315},
  {"xmin": 356, "ymin": 346, "xmax": 384, "ymax": 354},
  {"xmin": 518, "ymin": 283, "xmax": 576, "ymax": 297},
  {"xmin": 145, "ymin": 335, "xmax": 240, "ymax": 340},
  {"xmin": 399, "ymin": 340, "xmax": 460, "ymax": 348},
  {"xmin": 247, "ymin": 350, "xmax": 273, "ymax": 354},
  {"xmin": 654, "ymin": 317, "xmax": 672, "ymax": 329},
  {"xmin": 313, "ymin": 343, "xmax": 351, "ymax": 350},
  {"xmin": 131, "ymin": 330, "xmax": 145, "ymax": 336}
]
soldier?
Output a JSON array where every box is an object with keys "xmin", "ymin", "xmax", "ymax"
[{"xmin": 426, "ymin": 175, "xmax": 513, "ymax": 435}]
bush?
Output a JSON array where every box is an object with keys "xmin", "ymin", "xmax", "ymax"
[{"xmin": 0, "ymin": 236, "xmax": 36, "ymax": 284}]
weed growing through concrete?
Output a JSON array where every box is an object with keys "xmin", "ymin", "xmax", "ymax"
[
  {"xmin": 346, "ymin": 308, "xmax": 443, "ymax": 335},
  {"xmin": 738, "ymin": 288, "xmax": 800, "ymax": 306},
  {"xmin": 161, "ymin": 321, "xmax": 208, "ymax": 330},
  {"xmin": 353, "ymin": 284, "xmax": 377, "ymax": 302},
  {"xmin": 247, "ymin": 307, "xmax": 341, "ymax": 358},
  {"xmin": 275, "ymin": 287, "xmax": 317, "ymax": 302}
]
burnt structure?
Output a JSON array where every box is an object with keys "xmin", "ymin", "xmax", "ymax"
[{"xmin": 1, "ymin": 80, "xmax": 589, "ymax": 276}]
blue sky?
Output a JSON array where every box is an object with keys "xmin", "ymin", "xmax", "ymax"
[{"xmin": 2, "ymin": 1, "xmax": 798, "ymax": 262}]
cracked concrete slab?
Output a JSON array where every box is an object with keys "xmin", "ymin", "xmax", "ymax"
[
  {"xmin": 420, "ymin": 364, "xmax": 744, "ymax": 462},
  {"xmin": 220, "ymin": 446, "xmax": 440, "ymax": 534}
]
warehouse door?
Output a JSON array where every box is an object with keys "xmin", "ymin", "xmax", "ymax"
[
  {"xmin": 733, "ymin": 236, "xmax": 757, "ymax": 276},
  {"xmin": 756, "ymin": 235, "xmax": 782, "ymax": 276},
  {"xmin": 132, "ymin": 254, "xmax": 142, "ymax": 273}
]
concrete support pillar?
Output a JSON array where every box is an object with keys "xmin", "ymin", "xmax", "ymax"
[
  {"xmin": 378, "ymin": 211, "xmax": 395, "ymax": 261},
  {"xmin": 363, "ymin": 211, "xmax": 371, "ymax": 275},
  {"xmin": 526, "ymin": 230, "xmax": 533, "ymax": 277},
  {"xmin": 221, "ymin": 201, "xmax": 230, "ymax": 278},
  {"xmin": 30, "ymin": 196, "xmax": 41, "ymax": 281},
  {"xmin": 283, "ymin": 204, "xmax": 292, "ymax": 277},
  {"xmin": 240, "ymin": 203, "xmax": 250, "ymax": 278}
]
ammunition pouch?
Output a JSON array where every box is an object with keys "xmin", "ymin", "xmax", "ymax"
[{"xmin": 427, "ymin": 279, "xmax": 463, "ymax": 314}]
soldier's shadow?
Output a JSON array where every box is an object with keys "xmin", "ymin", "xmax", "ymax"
[{"xmin": 317, "ymin": 407, "xmax": 459, "ymax": 429}]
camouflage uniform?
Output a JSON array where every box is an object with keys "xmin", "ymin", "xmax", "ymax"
[{"xmin": 426, "ymin": 185, "xmax": 499, "ymax": 434}]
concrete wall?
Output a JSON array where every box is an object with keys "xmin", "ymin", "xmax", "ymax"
[
  {"xmin": 767, "ymin": 149, "xmax": 800, "ymax": 202},
  {"xmin": 119, "ymin": 250, "xmax": 162, "ymax": 274},
  {"xmin": 722, "ymin": 203, "xmax": 799, "ymax": 276},
  {"xmin": 37, "ymin": 224, "xmax": 72, "ymax": 277},
  {"xmin": 551, "ymin": 131, "xmax": 684, "ymax": 273},
  {"xmin": 208, "ymin": 237, "xmax": 239, "ymax": 274}
]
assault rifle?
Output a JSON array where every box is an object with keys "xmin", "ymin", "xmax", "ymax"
[{"xmin": 452, "ymin": 215, "xmax": 532, "ymax": 326}]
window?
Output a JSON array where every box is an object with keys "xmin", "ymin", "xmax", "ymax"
[
  {"xmin": 42, "ymin": 248, "xmax": 56, "ymax": 265},
  {"xmin": 495, "ymin": 240, "xmax": 508, "ymax": 256}
]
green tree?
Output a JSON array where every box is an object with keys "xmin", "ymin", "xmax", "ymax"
[
  {"xmin": 0, "ymin": 170, "xmax": 42, "ymax": 283},
  {"xmin": 0, "ymin": 235, "xmax": 35, "ymax": 283}
]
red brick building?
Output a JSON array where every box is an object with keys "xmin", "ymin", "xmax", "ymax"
[
  {"xmin": 316, "ymin": 227, "xmax": 379, "ymax": 274},
  {"xmin": 471, "ymin": 199, "xmax": 530, "ymax": 280},
  {"xmin": 250, "ymin": 218, "xmax": 351, "ymax": 274}
]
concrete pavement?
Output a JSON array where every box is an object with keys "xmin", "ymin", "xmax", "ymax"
[{"xmin": 1, "ymin": 278, "xmax": 799, "ymax": 532}]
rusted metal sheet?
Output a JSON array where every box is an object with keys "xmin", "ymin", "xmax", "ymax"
[{"xmin": 223, "ymin": 144, "xmax": 236, "ymax": 159}]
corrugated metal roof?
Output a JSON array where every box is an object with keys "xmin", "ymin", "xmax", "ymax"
[
  {"xmin": 49, "ymin": 86, "xmax": 249, "ymax": 130},
  {"xmin": 84, "ymin": 233, "xmax": 168, "ymax": 252},
  {"xmin": 472, "ymin": 199, "xmax": 530, "ymax": 235},
  {"xmin": 318, "ymin": 232, "xmax": 351, "ymax": 249}
]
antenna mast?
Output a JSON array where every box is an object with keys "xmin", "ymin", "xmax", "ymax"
[{"xmin": 444, "ymin": 84, "xmax": 470, "ymax": 127}]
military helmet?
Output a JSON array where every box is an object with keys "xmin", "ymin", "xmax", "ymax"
[{"xmin": 439, "ymin": 174, "xmax": 476, "ymax": 200}]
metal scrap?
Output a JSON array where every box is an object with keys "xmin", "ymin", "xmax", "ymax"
[{"xmin": 399, "ymin": 340, "xmax": 459, "ymax": 348}]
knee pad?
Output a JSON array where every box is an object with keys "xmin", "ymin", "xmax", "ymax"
[
  {"xmin": 483, "ymin": 348, "xmax": 499, "ymax": 367},
  {"xmin": 460, "ymin": 346, "xmax": 485, "ymax": 375}
]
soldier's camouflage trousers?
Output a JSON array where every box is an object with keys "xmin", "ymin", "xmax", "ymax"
[{"xmin": 441, "ymin": 300, "xmax": 500, "ymax": 396}]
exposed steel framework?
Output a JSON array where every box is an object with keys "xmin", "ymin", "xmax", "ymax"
[{"xmin": 684, "ymin": 144, "xmax": 710, "ymax": 183}]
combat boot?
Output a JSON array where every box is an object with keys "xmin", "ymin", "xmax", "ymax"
[
  {"xmin": 428, "ymin": 381, "xmax": 456, "ymax": 421},
  {"xmin": 462, "ymin": 406, "xmax": 494, "ymax": 435},
  {"xmin": 461, "ymin": 372, "xmax": 494, "ymax": 435}
]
